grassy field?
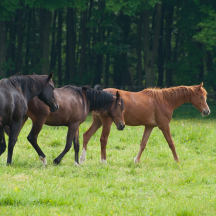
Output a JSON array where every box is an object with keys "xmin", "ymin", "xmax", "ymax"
[{"xmin": 0, "ymin": 106, "xmax": 216, "ymax": 216}]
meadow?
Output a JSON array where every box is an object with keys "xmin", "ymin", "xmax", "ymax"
[{"xmin": 0, "ymin": 105, "xmax": 216, "ymax": 216}]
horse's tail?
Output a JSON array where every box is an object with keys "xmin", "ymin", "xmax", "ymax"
[{"xmin": 94, "ymin": 84, "xmax": 103, "ymax": 91}]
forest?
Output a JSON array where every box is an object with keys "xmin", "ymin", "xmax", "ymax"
[{"xmin": 0, "ymin": 0, "xmax": 216, "ymax": 93}]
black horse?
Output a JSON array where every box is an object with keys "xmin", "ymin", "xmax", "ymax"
[{"xmin": 0, "ymin": 72, "xmax": 59, "ymax": 165}]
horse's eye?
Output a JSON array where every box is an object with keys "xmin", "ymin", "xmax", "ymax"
[{"xmin": 200, "ymin": 96, "xmax": 203, "ymax": 99}]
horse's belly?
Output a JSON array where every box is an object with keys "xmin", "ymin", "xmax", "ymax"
[{"xmin": 125, "ymin": 114, "xmax": 157, "ymax": 127}]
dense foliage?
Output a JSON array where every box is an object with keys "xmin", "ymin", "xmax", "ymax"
[{"xmin": 0, "ymin": 0, "xmax": 216, "ymax": 92}]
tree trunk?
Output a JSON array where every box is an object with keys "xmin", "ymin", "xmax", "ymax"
[
  {"xmin": 57, "ymin": 9, "xmax": 62, "ymax": 86},
  {"xmin": 197, "ymin": 42, "xmax": 204, "ymax": 83},
  {"xmin": 165, "ymin": 5, "xmax": 174, "ymax": 87},
  {"xmin": 32, "ymin": 8, "xmax": 37, "ymax": 69},
  {"xmin": 157, "ymin": 6, "xmax": 164, "ymax": 87},
  {"xmin": 50, "ymin": 10, "xmax": 57, "ymax": 72},
  {"xmin": 104, "ymin": 28, "xmax": 110, "ymax": 87},
  {"xmin": 7, "ymin": 15, "xmax": 17, "ymax": 76},
  {"xmin": 137, "ymin": 12, "xmax": 143, "ymax": 87},
  {"xmin": 0, "ymin": 21, "xmax": 6, "ymax": 77},
  {"xmin": 16, "ymin": 9, "xmax": 24, "ymax": 73},
  {"xmin": 65, "ymin": 8, "xmax": 76, "ymax": 84},
  {"xmin": 79, "ymin": 9, "xmax": 88, "ymax": 79},
  {"xmin": 24, "ymin": 9, "xmax": 32, "ymax": 75},
  {"xmin": 40, "ymin": 9, "xmax": 52, "ymax": 75},
  {"xmin": 143, "ymin": 3, "xmax": 162, "ymax": 87}
]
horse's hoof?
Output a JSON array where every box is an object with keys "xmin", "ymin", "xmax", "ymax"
[
  {"xmin": 134, "ymin": 157, "xmax": 139, "ymax": 163},
  {"xmin": 101, "ymin": 159, "xmax": 107, "ymax": 164},
  {"xmin": 74, "ymin": 161, "xmax": 80, "ymax": 166},
  {"xmin": 80, "ymin": 149, "xmax": 86, "ymax": 164},
  {"xmin": 39, "ymin": 156, "xmax": 47, "ymax": 166},
  {"xmin": 53, "ymin": 158, "xmax": 60, "ymax": 165}
]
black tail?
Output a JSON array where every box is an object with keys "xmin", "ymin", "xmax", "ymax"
[{"xmin": 94, "ymin": 84, "xmax": 103, "ymax": 91}]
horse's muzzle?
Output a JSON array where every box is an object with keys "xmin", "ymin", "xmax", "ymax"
[
  {"xmin": 117, "ymin": 122, "xmax": 125, "ymax": 131},
  {"xmin": 203, "ymin": 109, "xmax": 210, "ymax": 116},
  {"xmin": 50, "ymin": 103, "xmax": 59, "ymax": 112}
]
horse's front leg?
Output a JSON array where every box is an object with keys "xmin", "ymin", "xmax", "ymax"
[
  {"xmin": 134, "ymin": 126, "xmax": 153, "ymax": 163},
  {"xmin": 0, "ymin": 128, "xmax": 6, "ymax": 156},
  {"xmin": 100, "ymin": 116, "xmax": 113, "ymax": 163},
  {"xmin": 7, "ymin": 120, "xmax": 22, "ymax": 164},
  {"xmin": 80, "ymin": 113, "xmax": 102, "ymax": 164},
  {"xmin": 53, "ymin": 124, "xmax": 79, "ymax": 165},
  {"xmin": 27, "ymin": 117, "xmax": 47, "ymax": 165},
  {"xmin": 159, "ymin": 124, "xmax": 179, "ymax": 162}
]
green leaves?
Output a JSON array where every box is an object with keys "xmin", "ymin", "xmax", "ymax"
[
  {"xmin": 193, "ymin": 7, "xmax": 216, "ymax": 50},
  {"xmin": 106, "ymin": 0, "xmax": 161, "ymax": 16}
]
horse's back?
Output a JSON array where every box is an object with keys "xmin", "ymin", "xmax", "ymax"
[
  {"xmin": 44, "ymin": 88, "xmax": 86, "ymax": 126},
  {"xmin": 104, "ymin": 88, "xmax": 158, "ymax": 126}
]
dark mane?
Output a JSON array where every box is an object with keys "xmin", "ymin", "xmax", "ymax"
[
  {"xmin": 85, "ymin": 88, "xmax": 115, "ymax": 112},
  {"xmin": 4, "ymin": 74, "xmax": 51, "ymax": 93}
]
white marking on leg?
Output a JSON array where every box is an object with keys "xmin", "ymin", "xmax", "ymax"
[
  {"xmin": 39, "ymin": 156, "xmax": 47, "ymax": 166},
  {"xmin": 134, "ymin": 156, "xmax": 139, "ymax": 163},
  {"xmin": 74, "ymin": 161, "xmax": 80, "ymax": 166},
  {"xmin": 100, "ymin": 159, "xmax": 107, "ymax": 164},
  {"xmin": 80, "ymin": 148, "xmax": 86, "ymax": 164}
]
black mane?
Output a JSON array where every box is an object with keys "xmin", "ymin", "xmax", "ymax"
[
  {"xmin": 3, "ymin": 74, "xmax": 50, "ymax": 93},
  {"xmin": 85, "ymin": 88, "xmax": 115, "ymax": 112}
]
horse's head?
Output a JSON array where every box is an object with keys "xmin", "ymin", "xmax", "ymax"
[
  {"xmin": 191, "ymin": 82, "xmax": 210, "ymax": 116},
  {"xmin": 38, "ymin": 72, "xmax": 59, "ymax": 112},
  {"xmin": 107, "ymin": 91, "xmax": 125, "ymax": 130}
]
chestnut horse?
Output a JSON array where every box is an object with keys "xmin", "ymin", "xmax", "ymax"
[
  {"xmin": 16, "ymin": 86, "xmax": 125, "ymax": 165},
  {"xmin": 0, "ymin": 72, "xmax": 58, "ymax": 165},
  {"xmin": 80, "ymin": 83, "xmax": 210, "ymax": 164}
]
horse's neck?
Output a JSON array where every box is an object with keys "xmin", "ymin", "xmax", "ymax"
[
  {"xmin": 163, "ymin": 87, "xmax": 192, "ymax": 110},
  {"xmin": 20, "ymin": 82, "xmax": 42, "ymax": 103}
]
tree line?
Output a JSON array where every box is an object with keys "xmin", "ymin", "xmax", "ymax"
[{"xmin": 0, "ymin": 0, "xmax": 216, "ymax": 93}]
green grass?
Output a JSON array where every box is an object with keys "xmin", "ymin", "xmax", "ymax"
[{"xmin": 0, "ymin": 107, "xmax": 216, "ymax": 216}]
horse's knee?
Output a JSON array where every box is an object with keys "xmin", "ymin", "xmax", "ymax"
[
  {"xmin": 27, "ymin": 133, "xmax": 37, "ymax": 144},
  {"xmin": 100, "ymin": 136, "xmax": 107, "ymax": 148}
]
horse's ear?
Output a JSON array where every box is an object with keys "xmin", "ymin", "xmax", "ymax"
[
  {"xmin": 198, "ymin": 82, "xmax": 203, "ymax": 89},
  {"xmin": 82, "ymin": 86, "xmax": 88, "ymax": 91},
  {"xmin": 94, "ymin": 84, "xmax": 103, "ymax": 91},
  {"xmin": 116, "ymin": 91, "xmax": 120, "ymax": 100},
  {"xmin": 47, "ymin": 71, "xmax": 53, "ymax": 81}
]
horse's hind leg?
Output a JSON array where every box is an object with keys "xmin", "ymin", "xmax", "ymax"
[
  {"xmin": 160, "ymin": 124, "xmax": 179, "ymax": 162},
  {"xmin": 53, "ymin": 124, "xmax": 79, "ymax": 165},
  {"xmin": 27, "ymin": 118, "xmax": 47, "ymax": 165},
  {"xmin": 134, "ymin": 126, "xmax": 153, "ymax": 163},
  {"xmin": 7, "ymin": 120, "xmax": 22, "ymax": 164},
  {"xmin": 73, "ymin": 129, "xmax": 80, "ymax": 165},
  {"xmin": 80, "ymin": 113, "xmax": 102, "ymax": 164},
  {"xmin": 0, "ymin": 128, "xmax": 6, "ymax": 156}
]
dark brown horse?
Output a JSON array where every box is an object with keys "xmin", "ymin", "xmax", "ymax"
[
  {"xmin": 0, "ymin": 72, "xmax": 58, "ymax": 164},
  {"xmin": 80, "ymin": 83, "xmax": 210, "ymax": 164},
  {"xmin": 18, "ymin": 86, "xmax": 125, "ymax": 165}
]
